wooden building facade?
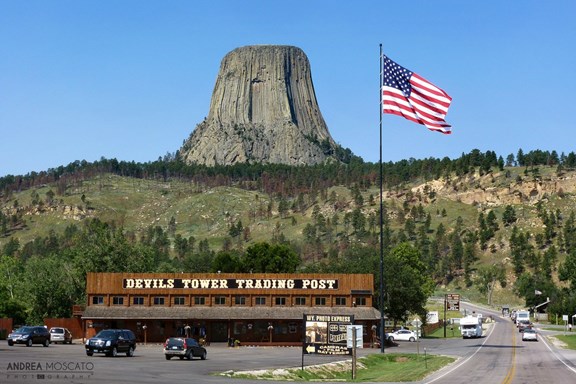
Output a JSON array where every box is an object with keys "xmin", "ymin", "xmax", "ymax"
[{"xmin": 82, "ymin": 272, "xmax": 381, "ymax": 345}]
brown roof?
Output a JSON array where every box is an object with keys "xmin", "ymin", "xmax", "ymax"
[{"xmin": 82, "ymin": 306, "xmax": 381, "ymax": 321}]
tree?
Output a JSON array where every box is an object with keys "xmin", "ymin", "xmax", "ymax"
[
  {"xmin": 278, "ymin": 198, "xmax": 290, "ymax": 218},
  {"xmin": 559, "ymin": 248, "xmax": 576, "ymax": 289},
  {"xmin": 502, "ymin": 205, "xmax": 517, "ymax": 226},
  {"xmin": 241, "ymin": 242, "xmax": 301, "ymax": 273},
  {"xmin": 475, "ymin": 264, "xmax": 506, "ymax": 305},
  {"xmin": 515, "ymin": 272, "xmax": 558, "ymax": 310},
  {"xmin": 384, "ymin": 243, "xmax": 434, "ymax": 324},
  {"xmin": 212, "ymin": 250, "xmax": 242, "ymax": 273},
  {"xmin": 506, "ymin": 153, "xmax": 516, "ymax": 167}
]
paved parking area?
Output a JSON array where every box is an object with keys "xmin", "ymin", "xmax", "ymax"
[{"xmin": 0, "ymin": 341, "xmax": 396, "ymax": 384}]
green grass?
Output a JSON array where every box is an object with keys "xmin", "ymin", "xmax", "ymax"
[
  {"xmin": 426, "ymin": 324, "xmax": 462, "ymax": 338},
  {"xmin": 552, "ymin": 334, "xmax": 576, "ymax": 349},
  {"xmin": 349, "ymin": 354, "xmax": 454, "ymax": 382},
  {"xmin": 223, "ymin": 353, "xmax": 455, "ymax": 382}
]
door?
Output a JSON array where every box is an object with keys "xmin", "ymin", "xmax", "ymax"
[{"xmin": 210, "ymin": 322, "xmax": 229, "ymax": 342}]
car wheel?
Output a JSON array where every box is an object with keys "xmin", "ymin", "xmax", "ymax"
[
  {"xmin": 200, "ymin": 351, "xmax": 207, "ymax": 360},
  {"xmin": 43, "ymin": 339, "xmax": 50, "ymax": 347},
  {"xmin": 126, "ymin": 346, "xmax": 134, "ymax": 357},
  {"xmin": 388, "ymin": 336, "xmax": 394, "ymax": 342},
  {"xmin": 8, "ymin": 340, "xmax": 14, "ymax": 346},
  {"xmin": 26, "ymin": 339, "xmax": 33, "ymax": 347},
  {"xmin": 107, "ymin": 346, "xmax": 118, "ymax": 357},
  {"xmin": 165, "ymin": 355, "xmax": 171, "ymax": 360},
  {"xmin": 86, "ymin": 351, "xmax": 93, "ymax": 356},
  {"xmin": 409, "ymin": 337, "xmax": 415, "ymax": 342}
]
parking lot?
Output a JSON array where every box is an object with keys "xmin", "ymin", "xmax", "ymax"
[{"xmin": 0, "ymin": 341, "xmax": 390, "ymax": 384}]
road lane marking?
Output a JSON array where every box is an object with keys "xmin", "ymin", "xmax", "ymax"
[
  {"xmin": 539, "ymin": 330, "xmax": 576, "ymax": 374},
  {"xmin": 501, "ymin": 322, "xmax": 516, "ymax": 384},
  {"xmin": 424, "ymin": 319, "xmax": 496, "ymax": 384}
]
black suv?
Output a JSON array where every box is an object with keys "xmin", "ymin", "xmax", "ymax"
[
  {"xmin": 7, "ymin": 326, "xmax": 50, "ymax": 347},
  {"xmin": 85, "ymin": 329, "xmax": 136, "ymax": 357},
  {"xmin": 163, "ymin": 337, "xmax": 207, "ymax": 360}
]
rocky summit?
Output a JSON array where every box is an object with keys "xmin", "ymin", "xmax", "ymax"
[{"xmin": 179, "ymin": 45, "xmax": 339, "ymax": 166}]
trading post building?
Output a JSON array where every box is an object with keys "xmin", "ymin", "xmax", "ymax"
[{"xmin": 82, "ymin": 272, "xmax": 381, "ymax": 345}]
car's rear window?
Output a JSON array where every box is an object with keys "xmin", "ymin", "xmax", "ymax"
[
  {"xmin": 51, "ymin": 329, "xmax": 64, "ymax": 333},
  {"xmin": 166, "ymin": 338, "xmax": 184, "ymax": 347}
]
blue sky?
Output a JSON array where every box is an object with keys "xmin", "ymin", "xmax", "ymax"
[{"xmin": 2, "ymin": 0, "xmax": 575, "ymax": 177}]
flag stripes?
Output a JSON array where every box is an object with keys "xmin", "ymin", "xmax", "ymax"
[{"xmin": 381, "ymin": 55, "xmax": 452, "ymax": 134}]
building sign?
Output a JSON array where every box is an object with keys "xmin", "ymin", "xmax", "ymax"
[
  {"xmin": 303, "ymin": 314, "xmax": 354, "ymax": 355},
  {"xmin": 123, "ymin": 278, "xmax": 338, "ymax": 290}
]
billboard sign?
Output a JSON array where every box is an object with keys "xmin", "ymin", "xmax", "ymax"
[{"xmin": 303, "ymin": 314, "xmax": 354, "ymax": 355}]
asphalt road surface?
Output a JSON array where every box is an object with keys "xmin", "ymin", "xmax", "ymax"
[
  {"xmin": 1, "ymin": 307, "xmax": 575, "ymax": 384},
  {"xmin": 420, "ymin": 302, "xmax": 576, "ymax": 384}
]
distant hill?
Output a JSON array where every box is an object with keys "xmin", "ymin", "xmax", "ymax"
[{"xmin": 3, "ymin": 150, "xmax": 576, "ymax": 315}]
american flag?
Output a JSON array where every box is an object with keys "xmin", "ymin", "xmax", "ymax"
[{"xmin": 381, "ymin": 55, "xmax": 452, "ymax": 134}]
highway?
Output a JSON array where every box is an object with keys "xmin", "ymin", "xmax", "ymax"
[{"xmin": 421, "ymin": 303, "xmax": 576, "ymax": 384}]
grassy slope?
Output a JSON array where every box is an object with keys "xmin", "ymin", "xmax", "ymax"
[{"xmin": 2, "ymin": 166, "xmax": 574, "ymax": 309}]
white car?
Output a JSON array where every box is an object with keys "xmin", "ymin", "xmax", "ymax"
[
  {"xmin": 388, "ymin": 329, "xmax": 418, "ymax": 342},
  {"xmin": 522, "ymin": 328, "xmax": 538, "ymax": 341}
]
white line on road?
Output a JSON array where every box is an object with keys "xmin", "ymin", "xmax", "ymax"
[
  {"xmin": 424, "ymin": 320, "xmax": 496, "ymax": 384},
  {"xmin": 539, "ymin": 330, "xmax": 576, "ymax": 375}
]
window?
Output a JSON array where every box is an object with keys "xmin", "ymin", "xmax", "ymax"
[
  {"xmin": 112, "ymin": 296, "xmax": 124, "ymax": 305},
  {"xmin": 355, "ymin": 297, "xmax": 367, "ymax": 306},
  {"xmin": 335, "ymin": 297, "xmax": 347, "ymax": 306},
  {"xmin": 92, "ymin": 296, "xmax": 104, "ymax": 305},
  {"xmin": 315, "ymin": 297, "xmax": 327, "ymax": 306},
  {"xmin": 153, "ymin": 297, "xmax": 165, "ymax": 305},
  {"xmin": 174, "ymin": 297, "xmax": 185, "ymax": 305},
  {"xmin": 132, "ymin": 297, "xmax": 144, "ymax": 305},
  {"xmin": 255, "ymin": 297, "xmax": 266, "ymax": 306},
  {"xmin": 234, "ymin": 296, "xmax": 246, "ymax": 305},
  {"xmin": 295, "ymin": 297, "xmax": 306, "ymax": 306},
  {"xmin": 194, "ymin": 296, "xmax": 206, "ymax": 305},
  {"xmin": 215, "ymin": 296, "xmax": 226, "ymax": 305},
  {"xmin": 275, "ymin": 297, "xmax": 287, "ymax": 306}
]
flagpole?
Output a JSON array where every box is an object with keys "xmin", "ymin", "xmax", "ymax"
[{"xmin": 379, "ymin": 43, "xmax": 385, "ymax": 354}]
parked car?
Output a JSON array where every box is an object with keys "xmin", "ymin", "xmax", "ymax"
[
  {"xmin": 49, "ymin": 327, "xmax": 73, "ymax": 344},
  {"xmin": 7, "ymin": 326, "xmax": 50, "ymax": 347},
  {"xmin": 388, "ymin": 329, "xmax": 418, "ymax": 342},
  {"xmin": 85, "ymin": 329, "xmax": 136, "ymax": 357},
  {"xmin": 163, "ymin": 337, "xmax": 207, "ymax": 360},
  {"xmin": 522, "ymin": 328, "xmax": 538, "ymax": 341}
]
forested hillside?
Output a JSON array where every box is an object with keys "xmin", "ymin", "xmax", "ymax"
[{"xmin": 2, "ymin": 148, "xmax": 576, "ymax": 325}]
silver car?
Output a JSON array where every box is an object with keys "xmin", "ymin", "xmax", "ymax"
[{"xmin": 49, "ymin": 327, "xmax": 73, "ymax": 344}]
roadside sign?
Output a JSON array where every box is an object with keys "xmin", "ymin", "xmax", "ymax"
[
  {"xmin": 446, "ymin": 294, "xmax": 460, "ymax": 311},
  {"xmin": 303, "ymin": 314, "xmax": 354, "ymax": 355},
  {"xmin": 346, "ymin": 325, "xmax": 363, "ymax": 349}
]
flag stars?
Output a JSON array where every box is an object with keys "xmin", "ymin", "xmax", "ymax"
[{"xmin": 382, "ymin": 56, "xmax": 412, "ymax": 97}]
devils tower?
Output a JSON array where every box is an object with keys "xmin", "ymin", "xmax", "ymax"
[{"xmin": 178, "ymin": 45, "xmax": 340, "ymax": 166}]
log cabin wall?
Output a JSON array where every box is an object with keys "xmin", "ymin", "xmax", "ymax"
[{"xmin": 83, "ymin": 272, "xmax": 380, "ymax": 345}]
